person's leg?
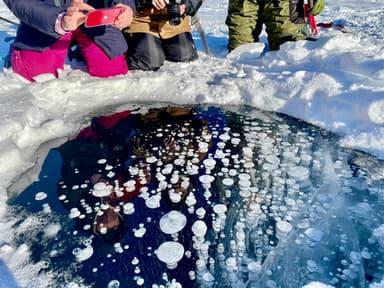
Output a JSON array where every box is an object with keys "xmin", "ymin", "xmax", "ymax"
[
  {"xmin": 125, "ymin": 33, "xmax": 165, "ymax": 71},
  {"xmin": 162, "ymin": 32, "xmax": 198, "ymax": 63},
  {"xmin": 10, "ymin": 33, "xmax": 72, "ymax": 82},
  {"xmin": 264, "ymin": 0, "xmax": 308, "ymax": 50},
  {"xmin": 74, "ymin": 30, "xmax": 128, "ymax": 77},
  {"xmin": 226, "ymin": 0, "xmax": 260, "ymax": 51}
]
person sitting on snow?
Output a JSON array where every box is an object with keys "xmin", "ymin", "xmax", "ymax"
[
  {"xmin": 123, "ymin": 0, "xmax": 202, "ymax": 70},
  {"xmin": 4, "ymin": 0, "xmax": 135, "ymax": 82},
  {"xmin": 226, "ymin": 0, "xmax": 325, "ymax": 51}
]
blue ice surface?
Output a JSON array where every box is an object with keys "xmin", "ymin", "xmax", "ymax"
[
  {"xmin": 6, "ymin": 105, "xmax": 384, "ymax": 288},
  {"xmin": 0, "ymin": 259, "xmax": 19, "ymax": 288}
]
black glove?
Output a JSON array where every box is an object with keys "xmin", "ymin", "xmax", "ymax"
[{"xmin": 184, "ymin": 0, "xmax": 202, "ymax": 16}]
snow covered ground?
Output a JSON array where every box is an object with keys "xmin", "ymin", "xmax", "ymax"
[{"xmin": 0, "ymin": 0, "xmax": 384, "ymax": 287}]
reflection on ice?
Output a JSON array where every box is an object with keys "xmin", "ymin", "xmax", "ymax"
[{"xmin": 4, "ymin": 105, "xmax": 384, "ymax": 288}]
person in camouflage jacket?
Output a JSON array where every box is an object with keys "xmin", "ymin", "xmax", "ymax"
[{"xmin": 226, "ymin": 0, "xmax": 314, "ymax": 51}]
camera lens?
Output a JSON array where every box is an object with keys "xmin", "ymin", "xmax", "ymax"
[{"xmin": 168, "ymin": 3, "xmax": 181, "ymax": 26}]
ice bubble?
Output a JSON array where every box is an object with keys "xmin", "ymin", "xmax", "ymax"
[
  {"xmin": 191, "ymin": 220, "xmax": 207, "ymax": 237},
  {"xmin": 228, "ymin": 169, "xmax": 237, "ymax": 176},
  {"xmin": 306, "ymin": 260, "xmax": 318, "ymax": 272},
  {"xmin": 196, "ymin": 207, "xmax": 206, "ymax": 219},
  {"xmin": 361, "ymin": 248, "xmax": 371, "ymax": 260},
  {"xmin": 168, "ymin": 279, "xmax": 182, "ymax": 288},
  {"xmin": 226, "ymin": 257, "xmax": 237, "ymax": 269},
  {"xmin": 92, "ymin": 182, "xmax": 113, "ymax": 197},
  {"xmin": 42, "ymin": 203, "xmax": 52, "ymax": 214},
  {"xmin": 203, "ymin": 158, "xmax": 216, "ymax": 169},
  {"xmin": 221, "ymin": 158, "xmax": 230, "ymax": 167},
  {"xmin": 168, "ymin": 190, "xmax": 182, "ymax": 204},
  {"xmin": 131, "ymin": 257, "xmax": 139, "ymax": 265},
  {"xmin": 248, "ymin": 261, "xmax": 262, "ymax": 273},
  {"xmin": 265, "ymin": 155, "xmax": 280, "ymax": 165},
  {"xmin": 123, "ymin": 179, "xmax": 136, "ymax": 192},
  {"xmin": 162, "ymin": 164, "xmax": 173, "ymax": 175},
  {"xmin": 213, "ymin": 204, "xmax": 227, "ymax": 215},
  {"xmin": 145, "ymin": 194, "xmax": 161, "ymax": 209},
  {"xmin": 185, "ymin": 192, "xmax": 197, "ymax": 206},
  {"xmin": 372, "ymin": 224, "xmax": 384, "ymax": 247},
  {"xmin": 155, "ymin": 241, "xmax": 184, "ymax": 269},
  {"xmin": 276, "ymin": 221, "xmax": 292, "ymax": 239},
  {"xmin": 114, "ymin": 243, "xmax": 124, "ymax": 253},
  {"xmin": 134, "ymin": 225, "xmax": 147, "ymax": 238},
  {"xmin": 160, "ymin": 210, "xmax": 187, "ymax": 234},
  {"xmin": 198, "ymin": 142, "xmax": 209, "ymax": 153},
  {"xmin": 123, "ymin": 202, "xmax": 135, "ymax": 215},
  {"xmin": 222, "ymin": 178, "xmax": 234, "ymax": 186},
  {"xmin": 219, "ymin": 133, "xmax": 230, "ymax": 142},
  {"xmin": 239, "ymin": 179, "xmax": 251, "ymax": 188},
  {"xmin": 287, "ymin": 166, "xmax": 309, "ymax": 181},
  {"xmin": 72, "ymin": 246, "xmax": 94, "ymax": 262},
  {"xmin": 136, "ymin": 277, "xmax": 144, "ymax": 286},
  {"xmin": 199, "ymin": 175, "xmax": 215, "ymax": 189},
  {"xmin": 35, "ymin": 192, "xmax": 47, "ymax": 201},
  {"xmin": 305, "ymin": 227, "xmax": 324, "ymax": 242},
  {"xmin": 97, "ymin": 159, "xmax": 107, "ymax": 164},
  {"xmin": 242, "ymin": 147, "xmax": 253, "ymax": 157},
  {"xmin": 146, "ymin": 156, "xmax": 157, "ymax": 163},
  {"xmin": 129, "ymin": 166, "xmax": 139, "ymax": 176},
  {"xmin": 107, "ymin": 280, "xmax": 120, "ymax": 288},
  {"xmin": 69, "ymin": 208, "xmax": 81, "ymax": 219}
]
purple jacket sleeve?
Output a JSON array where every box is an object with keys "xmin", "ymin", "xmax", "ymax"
[{"xmin": 4, "ymin": 0, "xmax": 65, "ymax": 38}]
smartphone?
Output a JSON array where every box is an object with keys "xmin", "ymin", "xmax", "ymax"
[{"xmin": 85, "ymin": 7, "xmax": 123, "ymax": 28}]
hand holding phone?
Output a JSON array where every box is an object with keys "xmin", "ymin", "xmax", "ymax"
[{"xmin": 85, "ymin": 7, "xmax": 123, "ymax": 28}]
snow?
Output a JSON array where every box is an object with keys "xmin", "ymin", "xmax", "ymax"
[{"xmin": 0, "ymin": 0, "xmax": 384, "ymax": 287}]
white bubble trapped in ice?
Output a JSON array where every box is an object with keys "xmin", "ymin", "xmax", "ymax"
[
  {"xmin": 107, "ymin": 280, "xmax": 120, "ymax": 288},
  {"xmin": 160, "ymin": 211, "xmax": 187, "ymax": 234},
  {"xmin": 372, "ymin": 224, "xmax": 384, "ymax": 247},
  {"xmin": 155, "ymin": 241, "xmax": 184, "ymax": 269},
  {"xmin": 69, "ymin": 208, "xmax": 81, "ymax": 219},
  {"xmin": 196, "ymin": 207, "xmax": 206, "ymax": 219},
  {"xmin": 72, "ymin": 245, "xmax": 94, "ymax": 262},
  {"xmin": 35, "ymin": 192, "xmax": 47, "ymax": 201},
  {"xmin": 134, "ymin": 224, "xmax": 147, "ymax": 238},
  {"xmin": 304, "ymin": 227, "xmax": 324, "ymax": 242},
  {"xmin": 191, "ymin": 220, "xmax": 207, "ymax": 238},
  {"xmin": 123, "ymin": 202, "xmax": 135, "ymax": 215},
  {"xmin": 92, "ymin": 182, "xmax": 113, "ymax": 197},
  {"xmin": 145, "ymin": 194, "xmax": 161, "ymax": 209}
]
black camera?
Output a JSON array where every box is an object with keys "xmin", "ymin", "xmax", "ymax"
[
  {"xmin": 135, "ymin": 0, "xmax": 184, "ymax": 25},
  {"xmin": 167, "ymin": 0, "xmax": 183, "ymax": 26}
]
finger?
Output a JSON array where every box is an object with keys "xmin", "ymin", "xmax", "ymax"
[{"xmin": 78, "ymin": 3, "xmax": 95, "ymax": 12}]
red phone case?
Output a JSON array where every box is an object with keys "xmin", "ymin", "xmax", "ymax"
[{"xmin": 85, "ymin": 7, "xmax": 123, "ymax": 28}]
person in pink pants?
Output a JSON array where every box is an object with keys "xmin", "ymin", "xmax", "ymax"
[{"xmin": 6, "ymin": 0, "xmax": 135, "ymax": 82}]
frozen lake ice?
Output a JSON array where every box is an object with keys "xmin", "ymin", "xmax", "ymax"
[{"xmin": 4, "ymin": 105, "xmax": 384, "ymax": 288}]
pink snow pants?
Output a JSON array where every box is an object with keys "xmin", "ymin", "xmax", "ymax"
[{"xmin": 11, "ymin": 29, "xmax": 128, "ymax": 82}]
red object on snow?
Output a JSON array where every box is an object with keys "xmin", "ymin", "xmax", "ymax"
[{"xmin": 304, "ymin": 3, "xmax": 319, "ymax": 36}]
